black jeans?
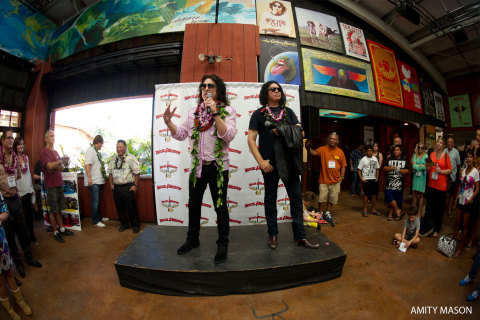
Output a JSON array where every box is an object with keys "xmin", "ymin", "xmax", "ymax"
[
  {"xmin": 423, "ymin": 186, "xmax": 446, "ymax": 233},
  {"xmin": 112, "ymin": 183, "xmax": 140, "ymax": 228},
  {"xmin": 262, "ymin": 165, "xmax": 306, "ymax": 240},
  {"xmin": 21, "ymin": 193, "xmax": 37, "ymax": 243},
  {"xmin": 3, "ymin": 195, "xmax": 33, "ymax": 267},
  {"xmin": 187, "ymin": 164, "xmax": 229, "ymax": 247}
]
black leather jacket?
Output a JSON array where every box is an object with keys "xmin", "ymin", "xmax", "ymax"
[{"xmin": 274, "ymin": 124, "xmax": 305, "ymax": 181}]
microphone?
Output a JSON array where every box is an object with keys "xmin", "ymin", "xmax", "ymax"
[{"xmin": 206, "ymin": 93, "xmax": 212, "ymax": 113}]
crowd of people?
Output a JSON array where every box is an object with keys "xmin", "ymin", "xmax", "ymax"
[{"xmin": 0, "ymin": 73, "xmax": 479, "ymax": 319}]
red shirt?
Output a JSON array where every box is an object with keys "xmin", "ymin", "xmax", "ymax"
[
  {"xmin": 40, "ymin": 148, "xmax": 63, "ymax": 188},
  {"xmin": 427, "ymin": 151, "xmax": 452, "ymax": 191}
]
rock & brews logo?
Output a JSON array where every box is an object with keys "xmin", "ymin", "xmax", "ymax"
[
  {"xmin": 277, "ymin": 195, "xmax": 290, "ymax": 212},
  {"xmin": 249, "ymin": 179, "xmax": 265, "ymax": 195},
  {"xmin": 227, "ymin": 198, "xmax": 238, "ymax": 213},
  {"xmin": 161, "ymin": 197, "xmax": 179, "ymax": 212},
  {"xmin": 248, "ymin": 214, "xmax": 267, "ymax": 225},
  {"xmin": 159, "ymin": 162, "xmax": 178, "ymax": 178}
]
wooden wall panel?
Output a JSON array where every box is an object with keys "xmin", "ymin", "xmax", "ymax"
[
  {"xmin": 181, "ymin": 23, "xmax": 260, "ymax": 83},
  {"xmin": 219, "ymin": 24, "xmax": 233, "ymax": 81}
]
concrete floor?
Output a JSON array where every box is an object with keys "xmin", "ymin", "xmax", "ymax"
[{"xmin": 1, "ymin": 190, "xmax": 478, "ymax": 320}]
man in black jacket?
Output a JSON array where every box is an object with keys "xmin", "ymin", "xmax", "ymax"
[{"xmin": 247, "ymin": 81, "xmax": 318, "ymax": 250}]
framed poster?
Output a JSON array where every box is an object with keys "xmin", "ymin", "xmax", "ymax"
[
  {"xmin": 368, "ymin": 40, "xmax": 403, "ymax": 108},
  {"xmin": 471, "ymin": 93, "xmax": 480, "ymax": 126},
  {"xmin": 397, "ymin": 60, "xmax": 423, "ymax": 113},
  {"xmin": 257, "ymin": 0, "xmax": 296, "ymax": 38},
  {"xmin": 420, "ymin": 77, "xmax": 436, "ymax": 117},
  {"xmin": 219, "ymin": 0, "xmax": 256, "ymax": 25},
  {"xmin": 448, "ymin": 94, "xmax": 473, "ymax": 128},
  {"xmin": 302, "ymin": 48, "xmax": 376, "ymax": 101},
  {"xmin": 296, "ymin": 7, "xmax": 344, "ymax": 53},
  {"xmin": 259, "ymin": 36, "xmax": 300, "ymax": 85},
  {"xmin": 339, "ymin": 23, "xmax": 369, "ymax": 61},
  {"xmin": 433, "ymin": 91, "xmax": 445, "ymax": 121}
]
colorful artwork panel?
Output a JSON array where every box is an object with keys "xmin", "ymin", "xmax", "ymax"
[
  {"xmin": 433, "ymin": 91, "xmax": 445, "ymax": 121},
  {"xmin": 420, "ymin": 77, "xmax": 436, "ymax": 117},
  {"xmin": 218, "ymin": 0, "xmax": 256, "ymax": 25},
  {"xmin": 302, "ymin": 48, "xmax": 376, "ymax": 101},
  {"xmin": 397, "ymin": 60, "xmax": 422, "ymax": 113},
  {"xmin": 259, "ymin": 36, "xmax": 300, "ymax": 85},
  {"xmin": 368, "ymin": 40, "xmax": 403, "ymax": 108},
  {"xmin": 448, "ymin": 94, "xmax": 473, "ymax": 128},
  {"xmin": 257, "ymin": 0, "xmax": 296, "ymax": 38},
  {"xmin": 339, "ymin": 23, "xmax": 369, "ymax": 61},
  {"xmin": 296, "ymin": 8, "xmax": 344, "ymax": 54}
]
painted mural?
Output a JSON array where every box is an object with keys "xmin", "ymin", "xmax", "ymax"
[
  {"xmin": 0, "ymin": 0, "xmax": 56, "ymax": 62},
  {"xmin": 260, "ymin": 36, "xmax": 300, "ymax": 85},
  {"xmin": 339, "ymin": 22, "xmax": 369, "ymax": 61},
  {"xmin": 48, "ymin": 0, "xmax": 217, "ymax": 62},
  {"xmin": 302, "ymin": 48, "xmax": 376, "ymax": 101},
  {"xmin": 218, "ymin": 0, "xmax": 256, "ymax": 25},
  {"xmin": 448, "ymin": 94, "xmax": 473, "ymax": 128}
]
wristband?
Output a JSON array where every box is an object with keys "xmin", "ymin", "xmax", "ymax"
[{"xmin": 212, "ymin": 112, "xmax": 220, "ymax": 117}]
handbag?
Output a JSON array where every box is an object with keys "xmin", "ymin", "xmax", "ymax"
[{"xmin": 436, "ymin": 233, "xmax": 456, "ymax": 258}]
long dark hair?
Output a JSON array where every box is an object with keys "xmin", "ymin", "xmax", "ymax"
[
  {"xmin": 197, "ymin": 74, "xmax": 228, "ymax": 106},
  {"xmin": 13, "ymin": 136, "xmax": 24, "ymax": 155},
  {"xmin": 259, "ymin": 81, "xmax": 286, "ymax": 107}
]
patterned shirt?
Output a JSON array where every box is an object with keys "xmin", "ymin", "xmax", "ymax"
[
  {"xmin": 108, "ymin": 153, "xmax": 141, "ymax": 185},
  {"xmin": 0, "ymin": 162, "xmax": 18, "ymax": 198},
  {"xmin": 350, "ymin": 149, "xmax": 365, "ymax": 170}
]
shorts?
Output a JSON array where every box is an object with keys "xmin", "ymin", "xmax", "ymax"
[
  {"xmin": 458, "ymin": 200, "xmax": 479, "ymax": 217},
  {"xmin": 405, "ymin": 231, "xmax": 415, "ymax": 241},
  {"xmin": 319, "ymin": 181, "xmax": 341, "ymax": 205},
  {"xmin": 385, "ymin": 189, "xmax": 403, "ymax": 204},
  {"xmin": 363, "ymin": 180, "xmax": 378, "ymax": 197},
  {"xmin": 47, "ymin": 186, "xmax": 65, "ymax": 213}
]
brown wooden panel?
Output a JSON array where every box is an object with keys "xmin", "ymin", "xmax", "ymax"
[
  {"xmin": 193, "ymin": 24, "xmax": 210, "ymax": 82},
  {"xmin": 254, "ymin": 25, "xmax": 261, "ymax": 57},
  {"xmin": 204, "ymin": 24, "xmax": 221, "ymax": 76},
  {"xmin": 78, "ymin": 176, "xmax": 156, "ymax": 223},
  {"xmin": 180, "ymin": 24, "xmax": 198, "ymax": 83},
  {"xmin": 219, "ymin": 24, "xmax": 233, "ymax": 81},
  {"xmin": 244, "ymin": 25, "xmax": 258, "ymax": 82},
  {"xmin": 231, "ymin": 24, "xmax": 245, "ymax": 82}
]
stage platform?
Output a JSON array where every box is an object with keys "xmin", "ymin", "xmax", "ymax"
[{"xmin": 115, "ymin": 223, "xmax": 346, "ymax": 296}]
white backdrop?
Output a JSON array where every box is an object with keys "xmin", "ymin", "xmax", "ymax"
[{"xmin": 153, "ymin": 82, "xmax": 300, "ymax": 226}]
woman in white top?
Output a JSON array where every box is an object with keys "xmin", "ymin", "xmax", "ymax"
[
  {"xmin": 13, "ymin": 137, "xmax": 37, "ymax": 244},
  {"xmin": 453, "ymin": 150, "xmax": 479, "ymax": 256}
]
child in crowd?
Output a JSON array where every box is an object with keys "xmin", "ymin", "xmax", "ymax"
[
  {"xmin": 357, "ymin": 145, "xmax": 379, "ymax": 217},
  {"xmin": 384, "ymin": 145, "xmax": 410, "ymax": 221},
  {"xmin": 302, "ymin": 191, "xmax": 329, "ymax": 229},
  {"xmin": 392, "ymin": 207, "xmax": 421, "ymax": 249},
  {"xmin": 453, "ymin": 150, "xmax": 479, "ymax": 257}
]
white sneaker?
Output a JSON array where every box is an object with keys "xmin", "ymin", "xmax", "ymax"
[
  {"xmin": 95, "ymin": 222, "xmax": 105, "ymax": 228},
  {"xmin": 101, "ymin": 217, "xmax": 109, "ymax": 222}
]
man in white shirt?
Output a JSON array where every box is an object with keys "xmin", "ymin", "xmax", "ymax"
[
  {"xmin": 445, "ymin": 136, "xmax": 461, "ymax": 217},
  {"xmin": 84, "ymin": 135, "xmax": 109, "ymax": 227}
]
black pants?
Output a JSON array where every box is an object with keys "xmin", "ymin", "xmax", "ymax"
[
  {"xmin": 187, "ymin": 164, "xmax": 229, "ymax": 247},
  {"xmin": 113, "ymin": 183, "xmax": 139, "ymax": 228},
  {"xmin": 262, "ymin": 165, "xmax": 306, "ymax": 240},
  {"xmin": 21, "ymin": 193, "xmax": 37, "ymax": 243},
  {"xmin": 3, "ymin": 195, "xmax": 33, "ymax": 267},
  {"xmin": 422, "ymin": 186, "xmax": 446, "ymax": 233}
]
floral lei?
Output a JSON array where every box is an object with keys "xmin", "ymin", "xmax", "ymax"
[
  {"xmin": 92, "ymin": 144, "xmax": 107, "ymax": 181},
  {"xmin": 190, "ymin": 102, "xmax": 229, "ymax": 207},
  {"xmin": 19, "ymin": 153, "xmax": 29, "ymax": 174},
  {"xmin": 261, "ymin": 104, "xmax": 288, "ymax": 125},
  {"xmin": 0, "ymin": 146, "xmax": 18, "ymax": 175}
]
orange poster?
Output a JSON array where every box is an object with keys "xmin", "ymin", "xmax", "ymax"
[{"xmin": 367, "ymin": 40, "xmax": 404, "ymax": 108}]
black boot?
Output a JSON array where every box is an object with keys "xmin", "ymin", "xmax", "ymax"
[
  {"xmin": 214, "ymin": 246, "xmax": 228, "ymax": 264},
  {"xmin": 177, "ymin": 239, "xmax": 200, "ymax": 255}
]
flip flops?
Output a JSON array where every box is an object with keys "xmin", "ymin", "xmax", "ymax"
[
  {"xmin": 362, "ymin": 211, "xmax": 369, "ymax": 217},
  {"xmin": 370, "ymin": 210, "xmax": 380, "ymax": 216},
  {"xmin": 387, "ymin": 216, "xmax": 393, "ymax": 221}
]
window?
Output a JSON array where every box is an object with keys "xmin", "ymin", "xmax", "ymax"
[
  {"xmin": 53, "ymin": 97, "xmax": 152, "ymax": 174},
  {"xmin": 0, "ymin": 110, "xmax": 21, "ymax": 127}
]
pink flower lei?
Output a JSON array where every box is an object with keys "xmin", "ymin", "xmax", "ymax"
[
  {"xmin": 18, "ymin": 153, "xmax": 28, "ymax": 174},
  {"xmin": 0, "ymin": 146, "xmax": 18, "ymax": 175},
  {"xmin": 263, "ymin": 104, "xmax": 287, "ymax": 124}
]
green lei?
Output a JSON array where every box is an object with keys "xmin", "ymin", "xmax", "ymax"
[
  {"xmin": 92, "ymin": 144, "xmax": 107, "ymax": 181},
  {"xmin": 190, "ymin": 104, "xmax": 229, "ymax": 208}
]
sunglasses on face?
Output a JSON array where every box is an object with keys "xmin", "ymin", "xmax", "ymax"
[
  {"xmin": 418, "ymin": 146, "xmax": 424, "ymax": 149},
  {"xmin": 268, "ymin": 87, "xmax": 281, "ymax": 92},
  {"xmin": 200, "ymin": 83, "xmax": 215, "ymax": 89}
]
